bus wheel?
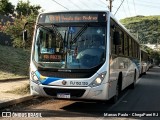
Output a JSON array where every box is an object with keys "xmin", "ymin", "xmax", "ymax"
[
  {"xmin": 111, "ymin": 83, "xmax": 120, "ymax": 104},
  {"xmin": 110, "ymin": 73, "xmax": 122, "ymax": 104},
  {"xmin": 130, "ymin": 72, "xmax": 136, "ymax": 89}
]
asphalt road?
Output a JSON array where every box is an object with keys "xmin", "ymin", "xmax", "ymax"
[
  {"xmin": 1, "ymin": 66, "xmax": 160, "ymax": 120},
  {"xmin": 109, "ymin": 66, "xmax": 160, "ymax": 112}
]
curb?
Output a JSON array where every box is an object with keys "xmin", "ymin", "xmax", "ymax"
[
  {"xmin": 0, "ymin": 95, "xmax": 36, "ymax": 109},
  {"xmin": 0, "ymin": 77, "xmax": 29, "ymax": 82}
]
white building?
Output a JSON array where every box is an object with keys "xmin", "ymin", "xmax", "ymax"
[{"xmin": 142, "ymin": 43, "xmax": 160, "ymax": 51}]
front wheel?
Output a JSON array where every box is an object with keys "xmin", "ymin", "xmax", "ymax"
[{"xmin": 110, "ymin": 84, "xmax": 120, "ymax": 104}]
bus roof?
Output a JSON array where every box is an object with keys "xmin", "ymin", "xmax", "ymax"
[{"xmin": 41, "ymin": 9, "xmax": 109, "ymax": 14}]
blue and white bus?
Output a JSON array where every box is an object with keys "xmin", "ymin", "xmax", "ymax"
[
  {"xmin": 24, "ymin": 10, "xmax": 140, "ymax": 103},
  {"xmin": 140, "ymin": 49, "xmax": 149, "ymax": 75}
]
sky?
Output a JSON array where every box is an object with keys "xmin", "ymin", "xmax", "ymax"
[{"xmin": 9, "ymin": 0, "xmax": 160, "ymax": 20}]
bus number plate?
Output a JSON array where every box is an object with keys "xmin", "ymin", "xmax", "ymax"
[{"xmin": 57, "ymin": 93, "xmax": 70, "ymax": 98}]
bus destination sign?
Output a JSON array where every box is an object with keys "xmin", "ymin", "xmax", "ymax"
[
  {"xmin": 49, "ymin": 14, "xmax": 98, "ymax": 23},
  {"xmin": 38, "ymin": 12, "xmax": 106, "ymax": 23}
]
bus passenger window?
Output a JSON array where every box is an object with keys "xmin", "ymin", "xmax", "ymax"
[
  {"xmin": 115, "ymin": 30, "xmax": 121, "ymax": 55},
  {"xmin": 110, "ymin": 25, "xmax": 116, "ymax": 54},
  {"xmin": 129, "ymin": 38, "xmax": 132, "ymax": 57},
  {"xmin": 124, "ymin": 34, "xmax": 128, "ymax": 56},
  {"xmin": 118, "ymin": 30, "xmax": 124, "ymax": 55}
]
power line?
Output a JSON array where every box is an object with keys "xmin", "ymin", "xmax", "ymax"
[
  {"xmin": 126, "ymin": 0, "xmax": 131, "ymax": 16},
  {"xmin": 126, "ymin": 1, "xmax": 160, "ymax": 9},
  {"xmin": 99, "ymin": 0, "xmax": 108, "ymax": 6},
  {"xmin": 125, "ymin": 0, "xmax": 160, "ymax": 10},
  {"xmin": 121, "ymin": 0, "xmax": 127, "ymax": 17},
  {"xmin": 92, "ymin": 1, "xmax": 107, "ymax": 8},
  {"xmin": 68, "ymin": 0, "xmax": 81, "ymax": 9},
  {"xmin": 114, "ymin": 0, "xmax": 125, "ymax": 15},
  {"xmin": 79, "ymin": 1, "xmax": 92, "ymax": 9},
  {"xmin": 99, "ymin": 0, "xmax": 111, "ymax": 10},
  {"xmin": 133, "ymin": 0, "xmax": 137, "ymax": 15},
  {"xmin": 134, "ymin": 1, "xmax": 160, "ymax": 8},
  {"xmin": 125, "ymin": 0, "xmax": 160, "ymax": 8},
  {"xmin": 51, "ymin": 0, "xmax": 69, "ymax": 10},
  {"xmin": 136, "ymin": 0, "xmax": 160, "ymax": 5}
]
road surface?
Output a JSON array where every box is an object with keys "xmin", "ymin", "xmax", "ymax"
[{"xmin": 1, "ymin": 66, "xmax": 160, "ymax": 120}]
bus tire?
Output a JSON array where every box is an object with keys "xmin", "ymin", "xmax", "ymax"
[
  {"xmin": 130, "ymin": 71, "xmax": 136, "ymax": 89},
  {"xmin": 111, "ymin": 73, "xmax": 122, "ymax": 104}
]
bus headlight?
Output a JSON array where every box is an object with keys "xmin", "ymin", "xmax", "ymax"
[
  {"xmin": 31, "ymin": 71, "xmax": 39, "ymax": 84},
  {"xmin": 31, "ymin": 71, "xmax": 47, "ymax": 81},
  {"xmin": 33, "ymin": 74, "xmax": 39, "ymax": 81},
  {"xmin": 89, "ymin": 71, "xmax": 106, "ymax": 87},
  {"xmin": 95, "ymin": 77, "xmax": 102, "ymax": 84}
]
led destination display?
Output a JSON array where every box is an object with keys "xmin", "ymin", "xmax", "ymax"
[{"xmin": 38, "ymin": 12, "xmax": 106, "ymax": 23}]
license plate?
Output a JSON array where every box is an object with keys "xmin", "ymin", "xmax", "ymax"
[{"xmin": 57, "ymin": 93, "xmax": 70, "ymax": 98}]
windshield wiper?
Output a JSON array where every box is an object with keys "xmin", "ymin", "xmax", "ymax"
[
  {"xmin": 37, "ymin": 23, "xmax": 52, "ymax": 32},
  {"xmin": 70, "ymin": 23, "xmax": 89, "ymax": 44},
  {"xmin": 51, "ymin": 24, "xmax": 63, "ymax": 39},
  {"xmin": 37, "ymin": 23, "xmax": 62, "ymax": 39}
]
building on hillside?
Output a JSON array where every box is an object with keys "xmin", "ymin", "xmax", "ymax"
[
  {"xmin": 142, "ymin": 43, "xmax": 160, "ymax": 51},
  {"xmin": 0, "ymin": 15, "xmax": 14, "ymax": 46}
]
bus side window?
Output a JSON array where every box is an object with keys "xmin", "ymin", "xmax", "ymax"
[
  {"xmin": 129, "ymin": 38, "xmax": 132, "ymax": 57},
  {"xmin": 136, "ymin": 42, "xmax": 139, "ymax": 59},
  {"xmin": 135, "ymin": 43, "xmax": 138, "ymax": 58},
  {"xmin": 115, "ymin": 29, "xmax": 121, "ymax": 55},
  {"xmin": 122, "ymin": 32, "xmax": 124, "ymax": 55},
  {"xmin": 133, "ymin": 41, "xmax": 136, "ymax": 58},
  {"xmin": 119, "ymin": 30, "xmax": 124, "ymax": 55},
  {"xmin": 110, "ymin": 24, "xmax": 116, "ymax": 54},
  {"xmin": 124, "ymin": 34, "xmax": 128, "ymax": 56},
  {"xmin": 132, "ymin": 39, "xmax": 135, "ymax": 57}
]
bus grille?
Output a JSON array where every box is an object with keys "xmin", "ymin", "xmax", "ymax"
[
  {"xmin": 39, "ymin": 71, "xmax": 94, "ymax": 78},
  {"xmin": 43, "ymin": 87, "xmax": 86, "ymax": 98}
]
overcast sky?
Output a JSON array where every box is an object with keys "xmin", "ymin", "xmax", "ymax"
[{"xmin": 9, "ymin": 0, "xmax": 160, "ymax": 20}]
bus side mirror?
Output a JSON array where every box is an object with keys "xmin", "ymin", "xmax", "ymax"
[
  {"xmin": 23, "ymin": 30, "xmax": 28, "ymax": 42},
  {"xmin": 113, "ymin": 31, "xmax": 120, "ymax": 45}
]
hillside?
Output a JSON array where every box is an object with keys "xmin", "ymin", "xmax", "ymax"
[
  {"xmin": 0, "ymin": 45, "xmax": 30, "ymax": 79},
  {"xmin": 120, "ymin": 15, "xmax": 160, "ymax": 44}
]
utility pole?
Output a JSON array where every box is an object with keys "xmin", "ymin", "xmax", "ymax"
[{"xmin": 107, "ymin": 0, "xmax": 113, "ymax": 12}]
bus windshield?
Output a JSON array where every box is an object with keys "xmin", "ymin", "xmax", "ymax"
[{"xmin": 34, "ymin": 23, "xmax": 106, "ymax": 69}]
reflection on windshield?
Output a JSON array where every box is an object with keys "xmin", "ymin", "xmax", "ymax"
[{"xmin": 34, "ymin": 24, "xmax": 106, "ymax": 69}]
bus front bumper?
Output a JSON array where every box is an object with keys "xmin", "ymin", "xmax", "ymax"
[{"xmin": 30, "ymin": 81, "xmax": 110, "ymax": 100}]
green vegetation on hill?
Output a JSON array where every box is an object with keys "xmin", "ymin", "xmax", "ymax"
[
  {"xmin": 0, "ymin": 45, "xmax": 30, "ymax": 79},
  {"xmin": 120, "ymin": 15, "xmax": 160, "ymax": 64},
  {"xmin": 120, "ymin": 15, "xmax": 160, "ymax": 44}
]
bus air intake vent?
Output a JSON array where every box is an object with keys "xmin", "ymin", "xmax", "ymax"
[{"xmin": 43, "ymin": 87, "xmax": 86, "ymax": 98}]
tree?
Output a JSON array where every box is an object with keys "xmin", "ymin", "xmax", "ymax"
[
  {"xmin": 141, "ymin": 44, "xmax": 160, "ymax": 65},
  {"xmin": 0, "ymin": 0, "xmax": 41, "ymax": 48},
  {"xmin": 0, "ymin": 0, "xmax": 14, "ymax": 16},
  {"xmin": 16, "ymin": 0, "xmax": 41, "ymax": 17},
  {"xmin": 1, "ymin": 13, "xmax": 37, "ymax": 48}
]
